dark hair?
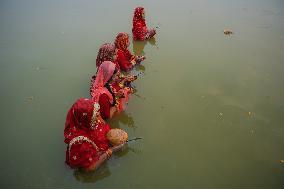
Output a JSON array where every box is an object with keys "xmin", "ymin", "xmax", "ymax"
[{"xmin": 105, "ymin": 69, "xmax": 118, "ymax": 106}]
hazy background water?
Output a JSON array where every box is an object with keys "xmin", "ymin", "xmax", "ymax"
[{"xmin": 1, "ymin": 0, "xmax": 284, "ymax": 188}]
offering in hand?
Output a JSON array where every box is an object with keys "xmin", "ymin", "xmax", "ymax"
[{"xmin": 135, "ymin": 55, "xmax": 146, "ymax": 63}]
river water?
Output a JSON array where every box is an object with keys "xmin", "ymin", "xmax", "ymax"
[{"xmin": 1, "ymin": 0, "xmax": 284, "ymax": 188}]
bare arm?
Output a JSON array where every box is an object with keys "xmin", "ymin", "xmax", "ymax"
[
  {"xmin": 84, "ymin": 152, "xmax": 109, "ymax": 172},
  {"xmin": 110, "ymin": 143, "xmax": 125, "ymax": 152},
  {"xmin": 84, "ymin": 144, "xmax": 125, "ymax": 172}
]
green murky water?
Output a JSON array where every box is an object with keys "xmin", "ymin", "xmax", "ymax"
[{"xmin": 1, "ymin": 0, "xmax": 284, "ymax": 188}]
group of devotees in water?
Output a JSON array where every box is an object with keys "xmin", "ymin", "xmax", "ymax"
[{"xmin": 64, "ymin": 7, "xmax": 156, "ymax": 171}]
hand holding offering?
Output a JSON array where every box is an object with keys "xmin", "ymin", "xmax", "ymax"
[
  {"xmin": 135, "ymin": 55, "xmax": 146, "ymax": 63},
  {"xmin": 116, "ymin": 90, "xmax": 125, "ymax": 98},
  {"xmin": 125, "ymin": 75, "xmax": 137, "ymax": 82}
]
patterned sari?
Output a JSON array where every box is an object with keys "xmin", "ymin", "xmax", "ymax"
[
  {"xmin": 132, "ymin": 7, "xmax": 156, "ymax": 40},
  {"xmin": 64, "ymin": 98, "xmax": 110, "ymax": 169}
]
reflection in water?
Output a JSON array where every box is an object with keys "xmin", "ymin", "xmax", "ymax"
[
  {"xmin": 112, "ymin": 144, "xmax": 132, "ymax": 157},
  {"xmin": 132, "ymin": 37, "xmax": 157, "ymax": 73},
  {"xmin": 132, "ymin": 40, "xmax": 147, "ymax": 56},
  {"xmin": 135, "ymin": 64, "xmax": 145, "ymax": 72},
  {"xmin": 73, "ymin": 146, "xmax": 132, "ymax": 183},
  {"xmin": 131, "ymin": 37, "xmax": 158, "ymax": 80},
  {"xmin": 132, "ymin": 37, "xmax": 157, "ymax": 56},
  {"xmin": 108, "ymin": 111, "xmax": 135, "ymax": 129},
  {"xmin": 73, "ymin": 164, "xmax": 111, "ymax": 183},
  {"xmin": 126, "ymin": 146, "xmax": 142, "ymax": 155},
  {"xmin": 148, "ymin": 37, "xmax": 157, "ymax": 47}
]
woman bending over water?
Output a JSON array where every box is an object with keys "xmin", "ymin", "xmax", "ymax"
[
  {"xmin": 132, "ymin": 7, "xmax": 156, "ymax": 41},
  {"xmin": 90, "ymin": 61, "xmax": 118, "ymax": 119},
  {"xmin": 115, "ymin": 32, "xmax": 145, "ymax": 72},
  {"xmin": 64, "ymin": 98, "xmax": 128, "ymax": 171},
  {"xmin": 90, "ymin": 61, "xmax": 135, "ymax": 117}
]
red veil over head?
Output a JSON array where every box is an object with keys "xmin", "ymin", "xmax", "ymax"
[
  {"xmin": 132, "ymin": 7, "xmax": 147, "ymax": 40},
  {"xmin": 133, "ymin": 7, "xmax": 145, "ymax": 25},
  {"xmin": 64, "ymin": 98, "xmax": 98, "ymax": 143},
  {"xmin": 64, "ymin": 98, "xmax": 111, "ymax": 168},
  {"xmin": 90, "ymin": 61, "xmax": 115, "ymax": 104},
  {"xmin": 114, "ymin": 32, "xmax": 130, "ymax": 52},
  {"xmin": 64, "ymin": 98, "xmax": 111, "ymax": 147}
]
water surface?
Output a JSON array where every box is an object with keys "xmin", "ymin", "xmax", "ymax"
[{"xmin": 1, "ymin": 0, "xmax": 284, "ymax": 188}]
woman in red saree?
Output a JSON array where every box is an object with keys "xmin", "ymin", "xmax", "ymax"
[
  {"xmin": 132, "ymin": 7, "xmax": 156, "ymax": 41},
  {"xmin": 108, "ymin": 72, "xmax": 137, "ymax": 112},
  {"xmin": 90, "ymin": 61, "xmax": 117, "ymax": 119},
  {"xmin": 91, "ymin": 61, "xmax": 136, "ymax": 114},
  {"xmin": 114, "ymin": 32, "xmax": 145, "ymax": 72},
  {"xmin": 64, "ymin": 98, "xmax": 127, "ymax": 171}
]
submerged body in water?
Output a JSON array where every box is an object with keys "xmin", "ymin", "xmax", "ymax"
[
  {"xmin": 114, "ymin": 32, "xmax": 145, "ymax": 72},
  {"xmin": 132, "ymin": 7, "xmax": 156, "ymax": 41}
]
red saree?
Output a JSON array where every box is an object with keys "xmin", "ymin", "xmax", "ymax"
[
  {"xmin": 64, "ymin": 98, "xmax": 110, "ymax": 169},
  {"xmin": 114, "ymin": 32, "xmax": 135, "ymax": 72},
  {"xmin": 132, "ymin": 7, "xmax": 156, "ymax": 41},
  {"xmin": 116, "ymin": 49, "xmax": 134, "ymax": 72}
]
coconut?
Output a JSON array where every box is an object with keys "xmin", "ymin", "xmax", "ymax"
[{"xmin": 106, "ymin": 129, "xmax": 128, "ymax": 146}]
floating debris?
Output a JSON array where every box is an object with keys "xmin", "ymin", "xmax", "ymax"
[
  {"xmin": 280, "ymin": 160, "xmax": 284, "ymax": 164},
  {"xmin": 223, "ymin": 29, "xmax": 234, "ymax": 36},
  {"xmin": 219, "ymin": 112, "xmax": 223, "ymax": 116},
  {"xmin": 247, "ymin": 111, "xmax": 252, "ymax": 117},
  {"xmin": 33, "ymin": 66, "xmax": 47, "ymax": 71},
  {"xmin": 26, "ymin": 96, "xmax": 34, "ymax": 101}
]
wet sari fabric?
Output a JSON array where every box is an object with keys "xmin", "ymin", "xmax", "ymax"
[
  {"xmin": 132, "ymin": 7, "xmax": 156, "ymax": 41},
  {"xmin": 90, "ymin": 61, "xmax": 115, "ymax": 119},
  {"xmin": 64, "ymin": 98, "xmax": 110, "ymax": 169},
  {"xmin": 114, "ymin": 32, "xmax": 135, "ymax": 72}
]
